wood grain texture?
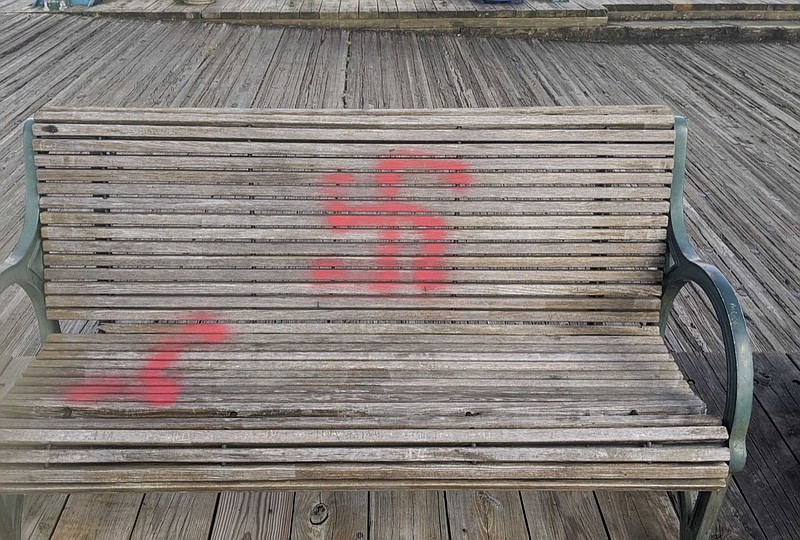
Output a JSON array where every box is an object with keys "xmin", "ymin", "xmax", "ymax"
[
  {"xmin": 446, "ymin": 491, "xmax": 530, "ymax": 540},
  {"xmin": 50, "ymin": 493, "xmax": 143, "ymax": 540},
  {"xmin": 290, "ymin": 491, "xmax": 368, "ymax": 540},
  {"xmin": 129, "ymin": 492, "xmax": 217, "ymax": 540},
  {"xmin": 369, "ymin": 491, "xmax": 448, "ymax": 540},
  {"xmin": 521, "ymin": 491, "xmax": 608, "ymax": 539},
  {"xmin": 210, "ymin": 492, "xmax": 294, "ymax": 540},
  {"xmin": 595, "ymin": 491, "xmax": 680, "ymax": 539},
  {"xmin": 21, "ymin": 494, "xmax": 68, "ymax": 540}
]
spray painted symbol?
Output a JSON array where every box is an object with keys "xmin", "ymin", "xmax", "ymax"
[
  {"xmin": 65, "ymin": 313, "xmax": 230, "ymax": 407},
  {"xmin": 311, "ymin": 151, "xmax": 473, "ymax": 292}
]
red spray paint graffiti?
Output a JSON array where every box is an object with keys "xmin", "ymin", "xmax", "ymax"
[
  {"xmin": 311, "ymin": 151, "xmax": 472, "ymax": 292},
  {"xmin": 65, "ymin": 312, "xmax": 230, "ymax": 407}
]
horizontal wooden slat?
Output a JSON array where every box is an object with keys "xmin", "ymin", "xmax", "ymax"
[
  {"xmin": 40, "ymin": 213, "xmax": 669, "ymax": 229},
  {"xmin": 30, "ymin": 350, "xmax": 674, "ymax": 362},
  {"xmin": 0, "ymin": 414, "xmax": 722, "ymax": 431},
  {"xmin": 33, "ymin": 139, "xmax": 676, "ymax": 158},
  {"xmin": 44, "ymin": 282, "xmax": 662, "ymax": 296},
  {"xmin": 43, "ymin": 309, "xmax": 661, "ymax": 324},
  {"xmin": 34, "ymin": 155, "xmax": 674, "ymax": 171},
  {"xmin": 92, "ymin": 322, "xmax": 665, "ymax": 335},
  {"xmin": 0, "ymin": 401, "xmax": 707, "ymax": 420},
  {"xmin": 41, "ymin": 227, "xmax": 668, "ymax": 242},
  {"xmin": 34, "ymin": 107, "xmax": 676, "ymax": 129},
  {"xmin": 40, "ymin": 198, "xmax": 670, "ymax": 215},
  {"xmin": 43, "ymin": 295, "xmax": 662, "ymax": 311},
  {"xmin": 36, "ymin": 169, "xmax": 674, "ymax": 185},
  {"xmin": 44, "ymin": 267, "xmax": 663, "ymax": 283},
  {"xmin": 32, "ymin": 124, "xmax": 677, "ymax": 143},
  {"xmin": 43, "ymin": 240, "xmax": 668, "ymax": 256},
  {"xmin": 0, "ymin": 426, "xmax": 727, "ymax": 445},
  {"xmin": 42, "ymin": 326, "xmax": 666, "ymax": 346},
  {"xmin": 0, "ymin": 445, "xmax": 727, "ymax": 465},
  {"xmin": 43, "ymin": 254, "xmax": 665, "ymax": 270},
  {"xmin": 0, "ymin": 478, "xmax": 729, "ymax": 495}
]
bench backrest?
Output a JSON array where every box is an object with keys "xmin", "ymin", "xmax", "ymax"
[{"xmin": 32, "ymin": 106, "xmax": 677, "ymax": 336}]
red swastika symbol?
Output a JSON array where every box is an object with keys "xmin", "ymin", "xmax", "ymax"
[
  {"xmin": 311, "ymin": 151, "xmax": 472, "ymax": 292},
  {"xmin": 65, "ymin": 312, "xmax": 230, "ymax": 407}
]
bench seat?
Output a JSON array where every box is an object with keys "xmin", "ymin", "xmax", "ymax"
[
  {"xmin": 0, "ymin": 106, "xmax": 753, "ymax": 539},
  {"xmin": 0, "ymin": 331, "xmax": 728, "ymax": 493}
]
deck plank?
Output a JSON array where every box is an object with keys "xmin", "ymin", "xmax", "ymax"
[
  {"xmin": 290, "ymin": 491, "xmax": 368, "ymax": 539},
  {"xmin": 129, "ymin": 493, "xmax": 217, "ymax": 540},
  {"xmin": 369, "ymin": 491, "xmax": 448, "ymax": 539},
  {"xmin": 21, "ymin": 494, "xmax": 67, "ymax": 540},
  {"xmin": 50, "ymin": 493, "xmax": 143, "ymax": 540},
  {"xmin": 210, "ymin": 492, "xmax": 294, "ymax": 540},
  {"xmin": 446, "ymin": 491, "xmax": 530, "ymax": 539},
  {"xmin": 595, "ymin": 491, "xmax": 680, "ymax": 538},
  {"xmin": 521, "ymin": 491, "xmax": 608, "ymax": 539}
]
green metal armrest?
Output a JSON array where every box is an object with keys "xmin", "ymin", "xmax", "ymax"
[
  {"xmin": 659, "ymin": 117, "xmax": 753, "ymax": 474},
  {"xmin": 0, "ymin": 119, "xmax": 60, "ymax": 344}
]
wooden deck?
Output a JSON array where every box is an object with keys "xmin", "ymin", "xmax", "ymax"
[
  {"xmin": 0, "ymin": 13, "xmax": 798, "ymax": 539},
  {"xmin": 0, "ymin": 0, "xmax": 799, "ymax": 34}
]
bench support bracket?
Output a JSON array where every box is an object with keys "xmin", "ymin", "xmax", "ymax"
[
  {"xmin": 661, "ymin": 117, "xmax": 753, "ymax": 538},
  {"xmin": 0, "ymin": 494, "xmax": 23, "ymax": 540},
  {"xmin": 0, "ymin": 119, "xmax": 60, "ymax": 343},
  {"xmin": 677, "ymin": 487, "xmax": 728, "ymax": 540}
]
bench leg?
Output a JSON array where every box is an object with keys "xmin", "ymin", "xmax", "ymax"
[
  {"xmin": 0, "ymin": 494, "xmax": 24, "ymax": 540},
  {"xmin": 677, "ymin": 486, "xmax": 727, "ymax": 540}
]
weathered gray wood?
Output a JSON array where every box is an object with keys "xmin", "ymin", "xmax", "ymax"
[
  {"xmin": 209, "ymin": 492, "xmax": 293, "ymax": 540},
  {"xmin": 0, "ymin": 495, "xmax": 23, "ymax": 540},
  {"xmin": 290, "ymin": 491, "xmax": 368, "ymax": 539},
  {"xmin": 520, "ymin": 491, "xmax": 608, "ymax": 539},
  {"xmin": 369, "ymin": 491, "xmax": 448, "ymax": 540},
  {"xmin": 50, "ymin": 493, "xmax": 143, "ymax": 540},
  {"xmin": 596, "ymin": 491, "xmax": 680, "ymax": 539},
  {"xmin": 128, "ymin": 493, "xmax": 217, "ymax": 540},
  {"xmin": 446, "ymin": 491, "xmax": 530, "ymax": 539},
  {"xmin": 21, "ymin": 494, "xmax": 67, "ymax": 540}
]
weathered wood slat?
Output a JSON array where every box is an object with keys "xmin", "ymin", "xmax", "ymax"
[
  {"xmin": 43, "ymin": 294, "xmax": 662, "ymax": 310},
  {"xmin": 0, "ymin": 426, "xmax": 728, "ymax": 445},
  {"xmin": 0, "ymin": 478, "xmax": 730, "ymax": 495},
  {"xmin": 36, "ymin": 169, "xmax": 674, "ymax": 185},
  {"xmin": 44, "ymin": 268, "xmax": 664, "ymax": 283},
  {"xmin": 0, "ymin": 463, "xmax": 730, "ymax": 486},
  {"xmin": 34, "ymin": 107, "xmax": 676, "ymax": 129},
  {"xmin": 41, "ymin": 227, "xmax": 668, "ymax": 242},
  {"xmin": 91, "ymin": 321, "xmax": 665, "ymax": 335},
  {"xmin": 0, "ymin": 446, "xmax": 729, "ymax": 465},
  {"xmin": 40, "ymin": 213, "xmax": 669, "ymax": 230},
  {"xmin": 43, "ymin": 240, "xmax": 668, "ymax": 256},
  {"xmin": 32, "ymin": 124, "xmax": 678, "ymax": 143},
  {"xmin": 43, "ymin": 254, "xmax": 666, "ymax": 269},
  {"xmin": 45, "ymin": 310, "xmax": 661, "ymax": 323},
  {"xmin": 34, "ymin": 154, "xmax": 674, "ymax": 171},
  {"xmin": 32, "ymin": 139, "xmax": 676, "ymax": 157},
  {"xmin": 0, "ymin": 414, "xmax": 723, "ymax": 431}
]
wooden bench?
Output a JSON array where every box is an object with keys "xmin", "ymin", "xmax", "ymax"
[{"xmin": 0, "ymin": 106, "xmax": 753, "ymax": 540}]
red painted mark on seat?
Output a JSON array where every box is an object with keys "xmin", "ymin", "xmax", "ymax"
[
  {"xmin": 311, "ymin": 150, "xmax": 472, "ymax": 292},
  {"xmin": 65, "ymin": 312, "xmax": 230, "ymax": 407}
]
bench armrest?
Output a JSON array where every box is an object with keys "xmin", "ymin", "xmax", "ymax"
[
  {"xmin": 0, "ymin": 119, "xmax": 60, "ymax": 344},
  {"xmin": 659, "ymin": 117, "xmax": 753, "ymax": 474}
]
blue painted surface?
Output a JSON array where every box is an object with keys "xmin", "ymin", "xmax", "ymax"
[{"xmin": 33, "ymin": 0, "xmax": 98, "ymax": 7}]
